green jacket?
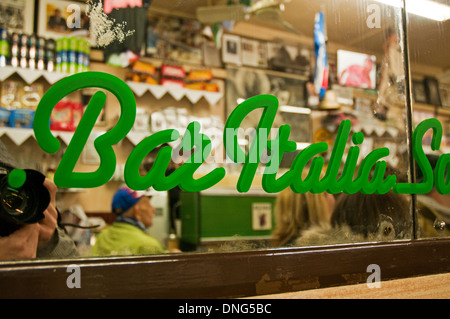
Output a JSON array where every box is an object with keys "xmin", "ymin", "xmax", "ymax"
[{"xmin": 92, "ymin": 222, "xmax": 166, "ymax": 257}]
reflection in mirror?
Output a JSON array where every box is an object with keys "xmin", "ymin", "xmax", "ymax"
[
  {"xmin": 0, "ymin": 0, "xmax": 419, "ymax": 263},
  {"xmin": 407, "ymin": 0, "xmax": 450, "ymax": 239}
]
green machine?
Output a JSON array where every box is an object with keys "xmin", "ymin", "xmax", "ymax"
[{"xmin": 180, "ymin": 188, "xmax": 277, "ymax": 251}]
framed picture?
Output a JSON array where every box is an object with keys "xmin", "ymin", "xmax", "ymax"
[
  {"xmin": 439, "ymin": 84, "xmax": 450, "ymax": 108},
  {"xmin": 81, "ymin": 88, "xmax": 106, "ymax": 126},
  {"xmin": 251, "ymin": 203, "xmax": 272, "ymax": 231},
  {"xmin": 412, "ymin": 79, "xmax": 428, "ymax": 104},
  {"xmin": 38, "ymin": 0, "xmax": 92, "ymax": 43},
  {"xmin": 423, "ymin": 76, "xmax": 442, "ymax": 106},
  {"xmin": 222, "ymin": 34, "xmax": 241, "ymax": 65},
  {"xmin": 267, "ymin": 42, "xmax": 311, "ymax": 76},
  {"xmin": 145, "ymin": 16, "xmax": 204, "ymax": 64},
  {"xmin": 202, "ymin": 41, "xmax": 222, "ymax": 68},
  {"xmin": 0, "ymin": 0, "xmax": 35, "ymax": 34},
  {"xmin": 337, "ymin": 50, "xmax": 377, "ymax": 89},
  {"xmin": 241, "ymin": 37, "xmax": 267, "ymax": 68},
  {"xmin": 226, "ymin": 65, "xmax": 307, "ymax": 133}
]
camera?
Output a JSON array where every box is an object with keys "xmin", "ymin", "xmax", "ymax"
[{"xmin": 0, "ymin": 168, "xmax": 50, "ymax": 237}]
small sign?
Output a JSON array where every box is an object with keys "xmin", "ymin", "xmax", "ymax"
[{"xmin": 252, "ymin": 202, "xmax": 272, "ymax": 231}]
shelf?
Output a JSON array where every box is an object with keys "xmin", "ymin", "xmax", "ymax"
[
  {"xmin": 351, "ymin": 122, "xmax": 400, "ymax": 138},
  {"xmin": 126, "ymin": 81, "xmax": 223, "ymax": 105},
  {"xmin": 0, "ymin": 66, "xmax": 68, "ymax": 85},
  {"xmin": 0, "ymin": 127, "xmax": 74, "ymax": 146},
  {"xmin": 0, "ymin": 126, "xmax": 158, "ymax": 148},
  {"xmin": 413, "ymin": 102, "xmax": 450, "ymax": 117},
  {"xmin": 0, "ymin": 66, "xmax": 224, "ymax": 104}
]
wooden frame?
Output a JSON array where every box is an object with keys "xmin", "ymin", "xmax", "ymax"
[
  {"xmin": 424, "ymin": 76, "xmax": 442, "ymax": 106},
  {"xmin": 412, "ymin": 79, "xmax": 428, "ymax": 104},
  {"xmin": 0, "ymin": 0, "xmax": 35, "ymax": 34},
  {"xmin": 37, "ymin": 0, "xmax": 93, "ymax": 44},
  {"xmin": 0, "ymin": 238, "xmax": 448, "ymax": 298},
  {"xmin": 440, "ymin": 84, "xmax": 450, "ymax": 109}
]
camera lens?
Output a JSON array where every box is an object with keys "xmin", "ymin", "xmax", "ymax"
[
  {"xmin": 1, "ymin": 187, "xmax": 30, "ymax": 217},
  {"xmin": 0, "ymin": 169, "xmax": 49, "ymax": 236}
]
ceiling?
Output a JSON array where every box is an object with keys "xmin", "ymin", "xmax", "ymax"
[{"xmin": 148, "ymin": 0, "xmax": 450, "ymax": 74}]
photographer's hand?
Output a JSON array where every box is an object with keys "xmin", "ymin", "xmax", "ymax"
[
  {"xmin": 0, "ymin": 224, "xmax": 39, "ymax": 261},
  {"xmin": 38, "ymin": 179, "xmax": 58, "ymax": 246}
]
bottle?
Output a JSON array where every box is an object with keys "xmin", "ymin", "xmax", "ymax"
[
  {"xmin": 68, "ymin": 37, "xmax": 78, "ymax": 74},
  {"xmin": 76, "ymin": 38, "xmax": 85, "ymax": 73},
  {"xmin": 27, "ymin": 34, "xmax": 37, "ymax": 70},
  {"xmin": 10, "ymin": 33, "xmax": 19, "ymax": 67},
  {"xmin": 45, "ymin": 39, "xmax": 56, "ymax": 72},
  {"xmin": 60, "ymin": 37, "xmax": 69, "ymax": 73},
  {"xmin": 36, "ymin": 37, "xmax": 45, "ymax": 70},
  {"xmin": 19, "ymin": 33, "xmax": 28, "ymax": 68},
  {"xmin": 55, "ymin": 38, "xmax": 61, "ymax": 72},
  {"xmin": 84, "ymin": 40, "xmax": 90, "ymax": 71},
  {"xmin": 0, "ymin": 28, "xmax": 9, "ymax": 67}
]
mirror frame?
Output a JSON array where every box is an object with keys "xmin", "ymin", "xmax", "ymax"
[
  {"xmin": 0, "ymin": 238, "xmax": 449, "ymax": 298},
  {"xmin": 1, "ymin": 1, "xmax": 449, "ymax": 299}
]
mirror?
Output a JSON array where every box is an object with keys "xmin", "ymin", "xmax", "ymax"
[
  {"xmin": 4, "ymin": 0, "xmax": 447, "ymax": 263},
  {"xmin": 406, "ymin": 0, "xmax": 450, "ymax": 239}
]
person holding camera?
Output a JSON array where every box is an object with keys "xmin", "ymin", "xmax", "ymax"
[{"xmin": 0, "ymin": 141, "xmax": 79, "ymax": 261}]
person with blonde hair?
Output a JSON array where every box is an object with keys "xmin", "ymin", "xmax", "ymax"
[{"xmin": 272, "ymin": 188, "xmax": 335, "ymax": 247}]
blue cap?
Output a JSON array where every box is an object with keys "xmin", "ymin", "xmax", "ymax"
[{"xmin": 111, "ymin": 187, "xmax": 144, "ymax": 215}]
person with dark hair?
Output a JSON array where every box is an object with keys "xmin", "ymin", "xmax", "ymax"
[
  {"xmin": 330, "ymin": 192, "xmax": 411, "ymax": 240},
  {"xmin": 416, "ymin": 154, "xmax": 450, "ymax": 237},
  {"xmin": 294, "ymin": 191, "xmax": 412, "ymax": 247},
  {"xmin": 47, "ymin": 8, "xmax": 67, "ymax": 32},
  {"xmin": 0, "ymin": 141, "xmax": 78, "ymax": 261}
]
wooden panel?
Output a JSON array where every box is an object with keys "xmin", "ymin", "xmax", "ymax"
[
  {"xmin": 249, "ymin": 273, "xmax": 450, "ymax": 299},
  {"xmin": 0, "ymin": 238, "xmax": 448, "ymax": 298}
]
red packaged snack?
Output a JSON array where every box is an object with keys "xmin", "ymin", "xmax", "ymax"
[
  {"xmin": 50, "ymin": 101, "xmax": 83, "ymax": 131},
  {"xmin": 51, "ymin": 101, "xmax": 72, "ymax": 131},
  {"xmin": 161, "ymin": 64, "xmax": 185, "ymax": 79}
]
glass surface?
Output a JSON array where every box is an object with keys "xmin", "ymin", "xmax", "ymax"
[
  {"xmin": 407, "ymin": 0, "xmax": 450, "ymax": 239},
  {"xmin": 0, "ymin": 0, "xmax": 432, "ymax": 263}
]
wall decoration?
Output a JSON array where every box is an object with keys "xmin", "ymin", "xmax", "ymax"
[
  {"xmin": 423, "ymin": 76, "xmax": 442, "ymax": 106},
  {"xmin": 439, "ymin": 84, "xmax": 450, "ymax": 108},
  {"xmin": 38, "ymin": 0, "xmax": 91, "ymax": 42},
  {"xmin": 202, "ymin": 41, "xmax": 222, "ymax": 68},
  {"xmin": 267, "ymin": 42, "xmax": 311, "ymax": 76},
  {"xmin": 241, "ymin": 37, "xmax": 267, "ymax": 68},
  {"xmin": 222, "ymin": 34, "xmax": 241, "ymax": 65},
  {"xmin": 412, "ymin": 79, "xmax": 428, "ymax": 104},
  {"xmin": 145, "ymin": 16, "xmax": 204, "ymax": 65},
  {"xmin": 337, "ymin": 50, "xmax": 376, "ymax": 89},
  {"xmin": 81, "ymin": 88, "xmax": 106, "ymax": 126},
  {"xmin": 226, "ymin": 66, "xmax": 308, "ymax": 137},
  {"xmin": 0, "ymin": 0, "xmax": 35, "ymax": 34},
  {"xmin": 252, "ymin": 203, "xmax": 272, "ymax": 231}
]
